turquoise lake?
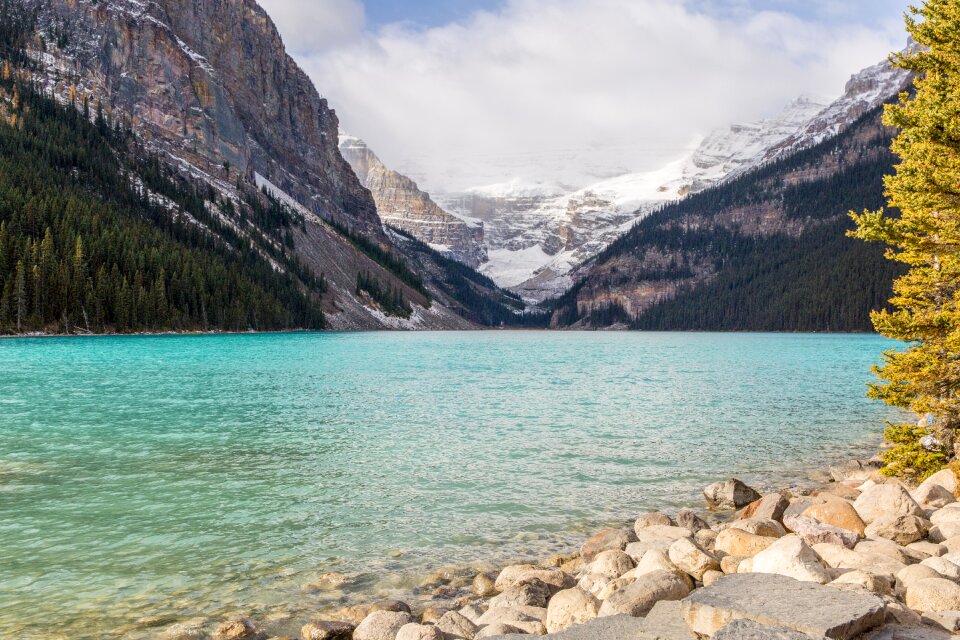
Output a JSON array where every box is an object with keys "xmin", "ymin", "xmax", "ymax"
[{"xmin": 0, "ymin": 332, "xmax": 898, "ymax": 638}]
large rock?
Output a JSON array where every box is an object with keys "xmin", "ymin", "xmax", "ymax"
[
  {"xmin": 585, "ymin": 550, "xmax": 634, "ymax": 580},
  {"xmin": 434, "ymin": 611, "xmax": 478, "ymax": 640},
  {"xmin": 626, "ymin": 526, "xmax": 693, "ymax": 558},
  {"xmin": 895, "ymin": 564, "xmax": 942, "ymax": 596},
  {"xmin": 544, "ymin": 588, "xmax": 599, "ymax": 633},
  {"xmin": 739, "ymin": 494, "xmax": 789, "ymax": 522},
  {"xmin": 488, "ymin": 580, "xmax": 552, "ymax": 609},
  {"xmin": 353, "ymin": 611, "xmax": 413, "ymax": 640},
  {"xmin": 813, "ymin": 544, "xmax": 907, "ymax": 580},
  {"xmin": 919, "ymin": 556, "xmax": 960, "ymax": 581},
  {"xmin": 632, "ymin": 549, "xmax": 687, "ymax": 579},
  {"xmin": 727, "ymin": 519, "xmax": 786, "ymax": 538},
  {"xmin": 912, "ymin": 483, "xmax": 956, "ymax": 509},
  {"xmin": 636, "ymin": 600, "xmax": 697, "ymax": 640},
  {"xmin": 681, "ymin": 573, "xmax": 886, "ymax": 638},
  {"xmin": 476, "ymin": 607, "xmax": 546, "ymax": 635},
  {"xmin": 929, "ymin": 521, "xmax": 960, "ymax": 543},
  {"xmin": 705, "ymin": 479, "xmax": 762, "ymax": 510},
  {"xmin": 394, "ymin": 624, "xmax": 443, "ymax": 640},
  {"xmin": 635, "ymin": 512, "xmax": 674, "ymax": 531},
  {"xmin": 855, "ymin": 539, "xmax": 919, "ymax": 565},
  {"xmin": 917, "ymin": 469, "xmax": 959, "ymax": 497},
  {"xmin": 668, "ymin": 537, "xmax": 720, "ymax": 581},
  {"xmin": 474, "ymin": 622, "xmax": 523, "ymax": 638},
  {"xmin": 597, "ymin": 570, "xmax": 692, "ymax": 617},
  {"xmin": 713, "ymin": 619, "xmax": 828, "ymax": 640},
  {"xmin": 213, "ymin": 620, "xmax": 256, "ymax": 640},
  {"xmin": 829, "ymin": 570, "xmax": 892, "ymax": 596},
  {"xmin": 580, "ymin": 529, "xmax": 636, "ymax": 562},
  {"xmin": 802, "ymin": 501, "xmax": 866, "ymax": 536},
  {"xmin": 853, "ymin": 484, "xmax": 924, "ymax": 524},
  {"xmin": 494, "ymin": 565, "xmax": 574, "ymax": 592},
  {"xmin": 905, "ymin": 577, "xmax": 960, "ymax": 612},
  {"xmin": 482, "ymin": 614, "xmax": 645, "ymax": 640},
  {"xmin": 750, "ymin": 535, "xmax": 831, "ymax": 584},
  {"xmin": 472, "ymin": 571, "xmax": 498, "ymax": 597},
  {"xmin": 676, "ymin": 510, "xmax": 710, "ymax": 533},
  {"xmin": 830, "ymin": 459, "xmax": 880, "ymax": 483},
  {"xmin": 784, "ymin": 515, "xmax": 860, "ymax": 549},
  {"xmin": 301, "ymin": 621, "xmax": 354, "ymax": 640},
  {"xmin": 865, "ymin": 515, "xmax": 930, "ymax": 545},
  {"xmin": 715, "ymin": 528, "xmax": 777, "ymax": 557},
  {"xmin": 930, "ymin": 504, "xmax": 960, "ymax": 526}
]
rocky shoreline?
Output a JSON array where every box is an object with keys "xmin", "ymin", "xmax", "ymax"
[{"xmin": 155, "ymin": 456, "xmax": 960, "ymax": 640}]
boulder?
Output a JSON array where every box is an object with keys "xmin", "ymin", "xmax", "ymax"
[
  {"xmin": 487, "ymin": 614, "xmax": 645, "ymax": 640},
  {"xmin": 738, "ymin": 494, "xmax": 789, "ymax": 522},
  {"xmin": 715, "ymin": 528, "xmax": 777, "ymax": 557},
  {"xmin": 368, "ymin": 601, "xmax": 411, "ymax": 615},
  {"xmin": 802, "ymin": 501, "xmax": 866, "ymax": 536},
  {"xmin": 544, "ymin": 588, "xmax": 600, "ymax": 633},
  {"xmin": 750, "ymin": 535, "xmax": 831, "ymax": 584},
  {"xmin": 457, "ymin": 605, "xmax": 484, "ymax": 624},
  {"xmin": 919, "ymin": 556, "xmax": 960, "ymax": 581},
  {"xmin": 929, "ymin": 521, "xmax": 960, "ymax": 543},
  {"xmin": 494, "ymin": 565, "xmax": 574, "ymax": 592},
  {"xmin": 855, "ymin": 539, "xmax": 919, "ymax": 565},
  {"xmin": 727, "ymin": 518, "xmax": 786, "ymax": 538},
  {"xmin": 576, "ymin": 572, "xmax": 610, "ymax": 598},
  {"xmin": 472, "ymin": 571, "xmax": 498, "ymax": 597},
  {"xmin": 814, "ymin": 484, "xmax": 861, "ymax": 501},
  {"xmin": 829, "ymin": 571, "xmax": 892, "ymax": 595},
  {"xmin": 681, "ymin": 573, "xmax": 886, "ymax": 638},
  {"xmin": 905, "ymin": 577, "xmax": 960, "ymax": 612},
  {"xmin": 930, "ymin": 504, "xmax": 960, "ymax": 526},
  {"xmin": 812, "ymin": 544, "xmax": 906, "ymax": 580},
  {"xmin": 488, "ymin": 580, "xmax": 552, "ymax": 609},
  {"xmin": 419, "ymin": 608, "xmax": 449, "ymax": 625},
  {"xmin": 830, "ymin": 459, "xmax": 880, "ymax": 483},
  {"xmin": 896, "ymin": 564, "xmax": 942, "ymax": 596},
  {"xmin": 631, "ymin": 549, "xmax": 687, "ymax": 580},
  {"xmin": 626, "ymin": 525, "xmax": 693, "ymax": 559},
  {"xmin": 721, "ymin": 555, "xmax": 745, "ymax": 574},
  {"xmin": 907, "ymin": 541, "xmax": 946, "ymax": 558},
  {"xmin": 213, "ymin": 620, "xmax": 256, "ymax": 640},
  {"xmin": 595, "ymin": 575, "xmax": 637, "ymax": 601},
  {"xmin": 917, "ymin": 469, "xmax": 959, "ymax": 497},
  {"xmin": 474, "ymin": 623, "xmax": 523, "ymax": 638},
  {"xmin": 713, "ymin": 619, "xmax": 828, "ymax": 640},
  {"xmin": 353, "ymin": 611, "xmax": 413, "ymax": 640},
  {"xmin": 668, "ymin": 537, "xmax": 720, "ymax": 581},
  {"xmin": 476, "ymin": 606, "xmax": 546, "ymax": 635},
  {"xmin": 635, "ymin": 512, "xmax": 673, "ymax": 531},
  {"xmin": 922, "ymin": 610, "xmax": 960, "ymax": 632},
  {"xmin": 853, "ymin": 484, "xmax": 924, "ymax": 524},
  {"xmin": 694, "ymin": 528, "xmax": 718, "ymax": 551},
  {"xmin": 703, "ymin": 570, "xmax": 724, "ymax": 586},
  {"xmin": 394, "ymin": 624, "xmax": 442, "ymax": 640},
  {"xmin": 865, "ymin": 515, "xmax": 930, "ymax": 545},
  {"xmin": 597, "ymin": 570, "xmax": 691, "ymax": 617},
  {"xmin": 301, "ymin": 621, "xmax": 354, "ymax": 640},
  {"xmin": 636, "ymin": 600, "xmax": 696, "ymax": 640},
  {"xmin": 435, "ymin": 611, "xmax": 477, "ymax": 640},
  {"xmin": 580, "ymin": 529, "xmax": 636, "ymax": 562},
  {"xmin": 585, "ymin": 550, "xmax": 634, "ymax": 580},
  {"xmin": 912, "ymin": 483, "xmax": 956, "ymax": 509},
  {"xmin": 704, "ymin": 479, "xmax": 762, "ymax": 510},
  {"xmin": 783, "ymin": 515, "xmax": 859, "ymax": 549},
  {"xmin": 676, "ymin": 509, "xmax": 710, "ymax": 533}
]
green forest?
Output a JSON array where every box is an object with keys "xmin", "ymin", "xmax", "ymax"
[{"xmin": 553, "ymin": 104, "xmax": 903, "ymax": 332}]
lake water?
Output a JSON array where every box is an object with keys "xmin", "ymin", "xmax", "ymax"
[{"xmin": 0, "ymin": 332, "xmax": 897, "ymax": 638}]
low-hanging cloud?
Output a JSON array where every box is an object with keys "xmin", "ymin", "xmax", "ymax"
[{"xmin": 265, "ymin": 0, "xmax": 906, "ymax": 193}]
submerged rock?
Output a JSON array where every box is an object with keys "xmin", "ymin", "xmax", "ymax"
[
  {"xmin": 704, "ymin": 479, "xmax": 762, "ymax": 510},
  {"xmin": 300, "ymin": 621, "xmax": 354, "ymax": 640}
]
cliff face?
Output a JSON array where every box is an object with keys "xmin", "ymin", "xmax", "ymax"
[
  {"xmin": 22, "ymin": 0, "xmax": 522, "ymax": 329},
  {"xmin": 35, "ymin": 0, "xmax": 379, "ymax": 235},
  {"xmin": 339, "ymin": 134, "xmax": 487, "ymax": 267}
]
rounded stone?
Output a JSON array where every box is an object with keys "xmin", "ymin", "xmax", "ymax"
[
  {"xmin": 472, "ymin": 571, "xmax": 498, "ymax": 597},
  {"xmin": 905, "ymin": 577, "xmax": 960, "ymax": 612},
  {"xmin": 545, "ymin": 587, "xmax": 600, "ymax": 633},
  {"xmin": 668, "ymin": 537, "xmax": 720, "ymax": 581},
  {"xmin": 300, "ymin": 621, "xmax": 354, "ymax": 640},
  {"xmin": 864, "ymin": 514, "xmax": 930, "ymax": 545},
  {"xmin": 580, "ymin": 529, "xmax": 637, "ymax": 562},
  {"xmin": 353, "ymin": 611, "xmax": 413, "ymax": 640},
  {"xmin": 213, "ymin": 619, "xmax": 256, "ymax": 640},
  {"xmin": 597, "ymin": 570, "xmax": 691, "ymax": 617},
  {"xmin": 635, "ymin": 512, "xmax": 673, "ymax": 531},
  {"xmin": 715, "ymin": 528, "xmax": 777, "ymax": 558},
  {"xmin": 394, "ymin": 623, "xmax": 443, "ymax": 640},
  {"xmin": 802, "ymin": 500, "xmax": 866, "ymax": 536},
  {"xmin": 586, "ymin": 549, "xmax": 635, "ymax": 580}
]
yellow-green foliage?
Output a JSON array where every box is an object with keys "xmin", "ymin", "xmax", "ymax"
[
  {"xmin": 850, "ymin": 1, "xmax": 960, "ymax": 478},
  {"xmin": 880, "ymin": 422, "xmax": 947, "ymax": 482}
]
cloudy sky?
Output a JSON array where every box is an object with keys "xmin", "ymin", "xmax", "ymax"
[{"xmin": 259, "ymin": 0, "xmax": 909, "ymax": 193}]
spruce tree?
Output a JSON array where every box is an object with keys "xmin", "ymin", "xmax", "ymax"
[{"xmin": 850, "ymin": 1, "xmax": 960, "ymax": 480}]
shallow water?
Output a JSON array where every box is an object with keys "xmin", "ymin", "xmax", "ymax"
[{"xmin": 0, "ymin": 332, "xmax": 897, "ymax": 638}]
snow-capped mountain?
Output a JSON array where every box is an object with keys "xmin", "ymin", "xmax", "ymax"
[{"xmin": 434, "ymin": 50, "xmax": 911, "ymax": 302}]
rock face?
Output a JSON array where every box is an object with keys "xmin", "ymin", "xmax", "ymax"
[
  {"xmin": 681, "ymin": 573, "xmax": 886, "ymax": 638},
  {"xmin": 339, "ymin": 135, "xmax": 486, "ymax": 267}
]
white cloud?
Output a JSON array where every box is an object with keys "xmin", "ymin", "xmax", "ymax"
[
  {"xmin": 258, "ymin": 0, "xmax": 366, "ymax": 55},
  {"xmin": 265, "ymin": 0, "xmax": 906, "ymax": 193}
]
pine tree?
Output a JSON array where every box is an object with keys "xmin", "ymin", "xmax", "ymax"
[{"xmin": 849, "ymin": 1, "xmax": 960, "ymax": 480}]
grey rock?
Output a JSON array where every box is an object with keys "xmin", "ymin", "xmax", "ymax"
[
  {"xmin": 636, "ymin": 601, "xmax": 696, "ymax": 640},
  {"xmin": 675, "ymin": 510, "xmax": 710, "ymax": 533},
  {"xmin": 681, "ymin": 573, "xmax": 886, "ymax": 639},
  {"xmin": 860, "ymin": 623, "xmax": 955, "ymax": 639},
  {"xmin": 704, "ymin": 479, "xmax": 762, "ymax": 510},
  {"xmin": 713, "ymin": 619, "xmax": 827, "ymax": 640}
]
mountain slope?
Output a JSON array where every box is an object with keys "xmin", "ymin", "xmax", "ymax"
[
  {"xmin": 551, "ymin": 100, "xmax": 906, "ymax": 331},
  {"xmin": 7, "ymin": 0, "xmax": 524, "ymax": 332},
  {"xmin": 339, "ymin": 134, "xmax": 487, "ymax": 267}
]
